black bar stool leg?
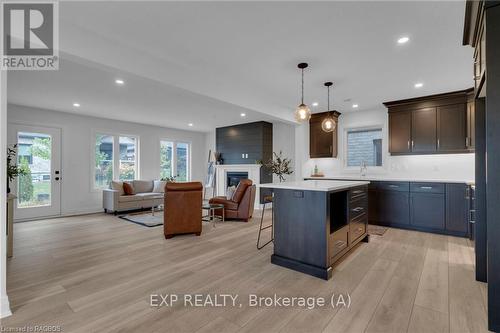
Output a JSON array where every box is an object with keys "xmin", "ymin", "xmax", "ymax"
[{"xmin": 257, "ymin": 200, "xmax": 273, "ymax": 250}]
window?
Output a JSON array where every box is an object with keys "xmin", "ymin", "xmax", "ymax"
[
  {"xmin": 119, "ymin": 136, "xmax": 136, "ymax": 181},
  {"xmin": 94, "ymin": 133, "xmax": 138, "ymax": 189},
  {"xmin": 176, "ymin": 142, "xmax": 189, "ymax": 181},
  {"xmin": 160, "ymin": 141, "xmax": 173, "ymax": 179},
  {"xmin": 160, "ymin": 140, "xmax": 190, "ymax": 181},
  {"xmin": 346, "ymin": 128, "xmax": 383, "ymax": 167},
  {"xmin": 95, "ymin": 134, "xmax": 114, "ymax": 188}
]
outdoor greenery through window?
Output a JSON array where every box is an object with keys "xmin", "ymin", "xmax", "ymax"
[
  {"xmin": 160, "ymin": 141, "xmax": 173, "ymax": 179},
  {"xmin": 94, "ymin": 134, "xmax": 138, "ymax": 189},
  {"xmin": 119, "ymin": 136, "xmax": 136, "ymax": 181},
  {"xmin": 17, "ymin": 132, "xmax": 52, "ymax": 208},
  {"xmin": 346, "ymin": 128, "xmax": 383, "ymax": 167},
  {"xmin": 95, "ymin": 135, "xmax": 114, "ymax": 188},
  {"xmin": 160, "ymin": 140, "xmax": 190, "ymax": 181}
]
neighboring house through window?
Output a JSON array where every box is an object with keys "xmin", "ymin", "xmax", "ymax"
[{"xmin": 346, "ymin": 128, "xmax": 383, "ymax": 167}]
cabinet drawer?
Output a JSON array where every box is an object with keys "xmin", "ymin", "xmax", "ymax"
[
  {"xmin": 410, "ymin": 182, "xmax": 445, "ymax": 194},
  {"xmin": 350, "ymin": 186, "xmax": 368, "ymax": 201},
  {"xmin": 378, "ymin": 182, "xmax": 409, "ymax": 192},
  {"xmin": 350, "ymin": 216, "xmax": 366, "ymax": 244},
  {"xmin": 349, "ymin": 198, "xmax": 367, "ymax": 221},
  {"xmin": 329, "ymin": 226, "xmax": 348, "ymax": 263}
]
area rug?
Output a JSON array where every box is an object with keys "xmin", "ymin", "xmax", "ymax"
[
  {"xmin": 368, "ymin": 224, "xmax": 388, "ymax": 236},
  {"xmin": 119, "ymin": 211, "xmax": 164, "ymax": 227}
]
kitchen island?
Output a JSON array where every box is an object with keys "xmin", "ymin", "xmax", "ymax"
[{"xmin": 259, "ymin": 180, "xmax": 370, "ymax": 280}]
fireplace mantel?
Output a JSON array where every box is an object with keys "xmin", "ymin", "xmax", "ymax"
[{"xmin": 215, "ymin": 164, "xmax": 262, "ymax": 209}]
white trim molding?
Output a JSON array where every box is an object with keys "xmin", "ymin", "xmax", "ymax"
[{"xmin": 0, "ymin": 69, "xmax": 12, "ymax": 318}]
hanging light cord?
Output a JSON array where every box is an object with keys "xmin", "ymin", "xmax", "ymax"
[
  {"xmin": 301, "ymin": 68, "xmax": 305, "ymax": 104},
  {"xmin": 327, "ymin": 85, "xmax": 330, "ymax": 110}
]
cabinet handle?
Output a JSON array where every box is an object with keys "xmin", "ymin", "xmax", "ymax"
[
  {"xmin": 335, "ymin": 240, "xmax": 346, "ymax": 248},
  {"xmin": 420, "ymin": 186, "xmax": 433, "ymax": 190},
  {"xmin": 389, "ymin": 185, "xmax": 399, "ymax": 188},
  {"xmin": 407, "ymin": 140, "xmax": 410, "ymax": 150},
  {"xmin": 352, "ymin": 207, "xmax": 364, "ymax": 212},
  {"xmin": 437, "ymin": 139, "xmax": 440, "ymax": 149},
  {"xmin": 357, "ymin": 227, "xmax": 363, "ymax": 232},
  {"xmin": 411, "ymin": 140, "xmax": 414, "ymax": 148}
]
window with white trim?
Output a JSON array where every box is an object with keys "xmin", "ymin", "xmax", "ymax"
[
  {"xmin": 94, "ymin": 133, "xmax": 139, "ymax": 189},
  {"xmin": 160, "ymin": 140, "xmax": 190, "ymax": 181}
]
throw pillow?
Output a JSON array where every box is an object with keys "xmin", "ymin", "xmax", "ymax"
[
  {"xmin": 226, "ymin": 186, "xmax": 236, "ymax": 200},
  {"xmin": 110, "ymin": 180, "xmax": 125, "ymax": 196},
  {"xmin": 153, "ymin": 180, "xmax": 167, "ymax": 193},
  {"xmin": 123, "ymin": 182, "xmax": 135, "ymax": 195}
]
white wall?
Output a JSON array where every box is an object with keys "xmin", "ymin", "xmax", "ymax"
[
  {"xmin": 1, "ymin": 71, "xmax": 12, "ymax": 318},
  {"xmin": 7, "ymin": 104, "xmax": 208, "ymax": 216},
  {"xmin": 296, "ymin": 109, "xmax": 475, "ymax": 181}
]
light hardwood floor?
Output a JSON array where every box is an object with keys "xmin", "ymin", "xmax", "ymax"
[{"xmin": 1, "ymin": 212, "xmax": 489, "ymax": 332}]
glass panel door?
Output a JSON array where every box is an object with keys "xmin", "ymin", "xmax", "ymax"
[{"xmin": 9, "ymin": 125, "xmax": 61, "ymax": 221}]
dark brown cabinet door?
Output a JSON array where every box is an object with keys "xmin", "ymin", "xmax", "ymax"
[
  {"xmin": 467, "ymin": 101, "xmax": 476, "ymax": 149},
  {"xmin": 309, "ymin": 119, "xmax": 333, "ymax": 158},
  {"xmin": 389, "ymin": 111, "xmax": 411, "ymax": 153},
  {"xmin": 437, "ymin": 104, "xmax": 467, "ymax": 151},
  {"xmin": 412, "ymin": 107, "xmax": 437, "ymax": 153},
  {"xmin": 309, "ymin": 113, "xmax": 338, "ymax": 158}
]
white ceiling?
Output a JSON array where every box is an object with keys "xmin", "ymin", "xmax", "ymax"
[{"xmin": 7, "ymin": 1, "xmax": 473, "ymax": 132}]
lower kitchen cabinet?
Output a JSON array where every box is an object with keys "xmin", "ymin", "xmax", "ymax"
[
  {"xmin": 410, "ymin": 192, "xmax": 445, "ymax": 230},
  {"xmin": 379, "ymin": 191, "xmax": 410, "ymax": 225},
  {"xmin": 366, "ymin": 180, "xmax": 470, "ymax": 237},
  {"xmin": 446, "ymin": 183, "xmax": 469, "ymax": 236}
]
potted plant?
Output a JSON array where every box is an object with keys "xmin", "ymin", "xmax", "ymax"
[
  {"xmin": 259, "ymin": 151, "xmax": 293, "ymax": 182},
  {"xmin": 7, "ymin": 144, "xmax": 27, "ymax": 194}
]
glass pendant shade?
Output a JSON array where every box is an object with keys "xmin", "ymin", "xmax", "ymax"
[
  {"xmin": 321, "ymin": 116, "xmax": 336, "ymax": 132},
  {"xmin": 295, "ymin": 103, "xmax": 311, "ymax": 122}
]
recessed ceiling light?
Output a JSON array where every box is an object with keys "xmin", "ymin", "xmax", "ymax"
[
  {"xmin": 240, "ymin": 113, "xmax": 246, "ymax": 117},
  {"xmin": 73, "ymin": 103, "xmax": 80, "ymax": 107},
  {"xmin": 398, "ymin": 36, "xmax": 410, "ymax": 44},
  {"xmin": 188, "ymin": 123, "xmax": 193, "ymax": 127},
  {"xmin": 414, "ymin": 82, "xmax": 424, "ymax": 88},
  {"xmin": 352, "ymin": 104, "xmax": 359, "ymax": 108},
  {"xmin": 115, "ymin": 79, "xmax": 125, "ymax": 85},
  {"xmin": 312, "ymin": 102, "xmax": 319, "ymax": 107}
]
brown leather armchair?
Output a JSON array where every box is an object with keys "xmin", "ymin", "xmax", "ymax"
[
  {"xmin": 209, "ymin": 179, "xmax": 256, "ymax": 222},
  {"xmin": 164, "ymin": 182, "xmax": 203, "ymax": 239}
]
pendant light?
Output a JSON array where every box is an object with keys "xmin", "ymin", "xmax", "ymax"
[
  {"xmin": 321, "ymin": 82, "xmax": 336, "ymax": 132},
  {"xmin": 294, "ymin": 63, "xmax": 311, "ymax": 122}
]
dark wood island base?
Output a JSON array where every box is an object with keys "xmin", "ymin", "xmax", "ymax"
[{"xmin": 260, "ymin": 180, "xmax": 370, "ymax": 280}]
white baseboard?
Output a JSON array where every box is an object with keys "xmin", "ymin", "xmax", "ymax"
[
  {"xmin": 14, "ymin": 208, "xmax": 103, "ymax": 223},
  {"xmin": 0, "ymin": 295, "xmax": 12, "ymax": 318}
]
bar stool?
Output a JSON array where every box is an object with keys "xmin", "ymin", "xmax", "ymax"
[{"xmin": 257, "ymin": 194, "xmax": 274, "ymax": 250}]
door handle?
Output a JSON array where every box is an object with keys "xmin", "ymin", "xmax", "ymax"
[{"xmin": 55, "ymin": 177, "xmax": 60, "ymax": 181}]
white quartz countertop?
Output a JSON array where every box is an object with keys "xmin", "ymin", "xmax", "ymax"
[
  {"xmin": 259, "ymin": 180, "xmax": 370, "ymax": 192},
  {"xmin": 305, "ymin": 175, "xmax": 475, "ymax": 185}
]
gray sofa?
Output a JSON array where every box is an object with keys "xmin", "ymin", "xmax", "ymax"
[{"xmin": 103, "ymin": 180, "xmax": 166, "ymax": 214}]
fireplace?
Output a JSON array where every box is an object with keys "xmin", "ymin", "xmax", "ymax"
[
  {"xmin": 215, "ymin": 164, "xmax": 262, "ymax": 210},
  {"xmin": 227, "ymin": 172, "xmax": 248, "ymax": 188}
]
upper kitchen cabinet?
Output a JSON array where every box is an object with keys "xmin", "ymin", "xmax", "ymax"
[
  {"xmin": 412, "ymin": 107, "xmax": 437, "ymax": 153},
  {"xmin": 310, "ymin": 111, "xmax": 341, "ymax": 158},
  {"xmin": 384, "ymin": 89, "xmax": 474, "ymax": 155},
  {"xmin": 389, "ymin": 111, "xmax": 411, "ymax": 153}
]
